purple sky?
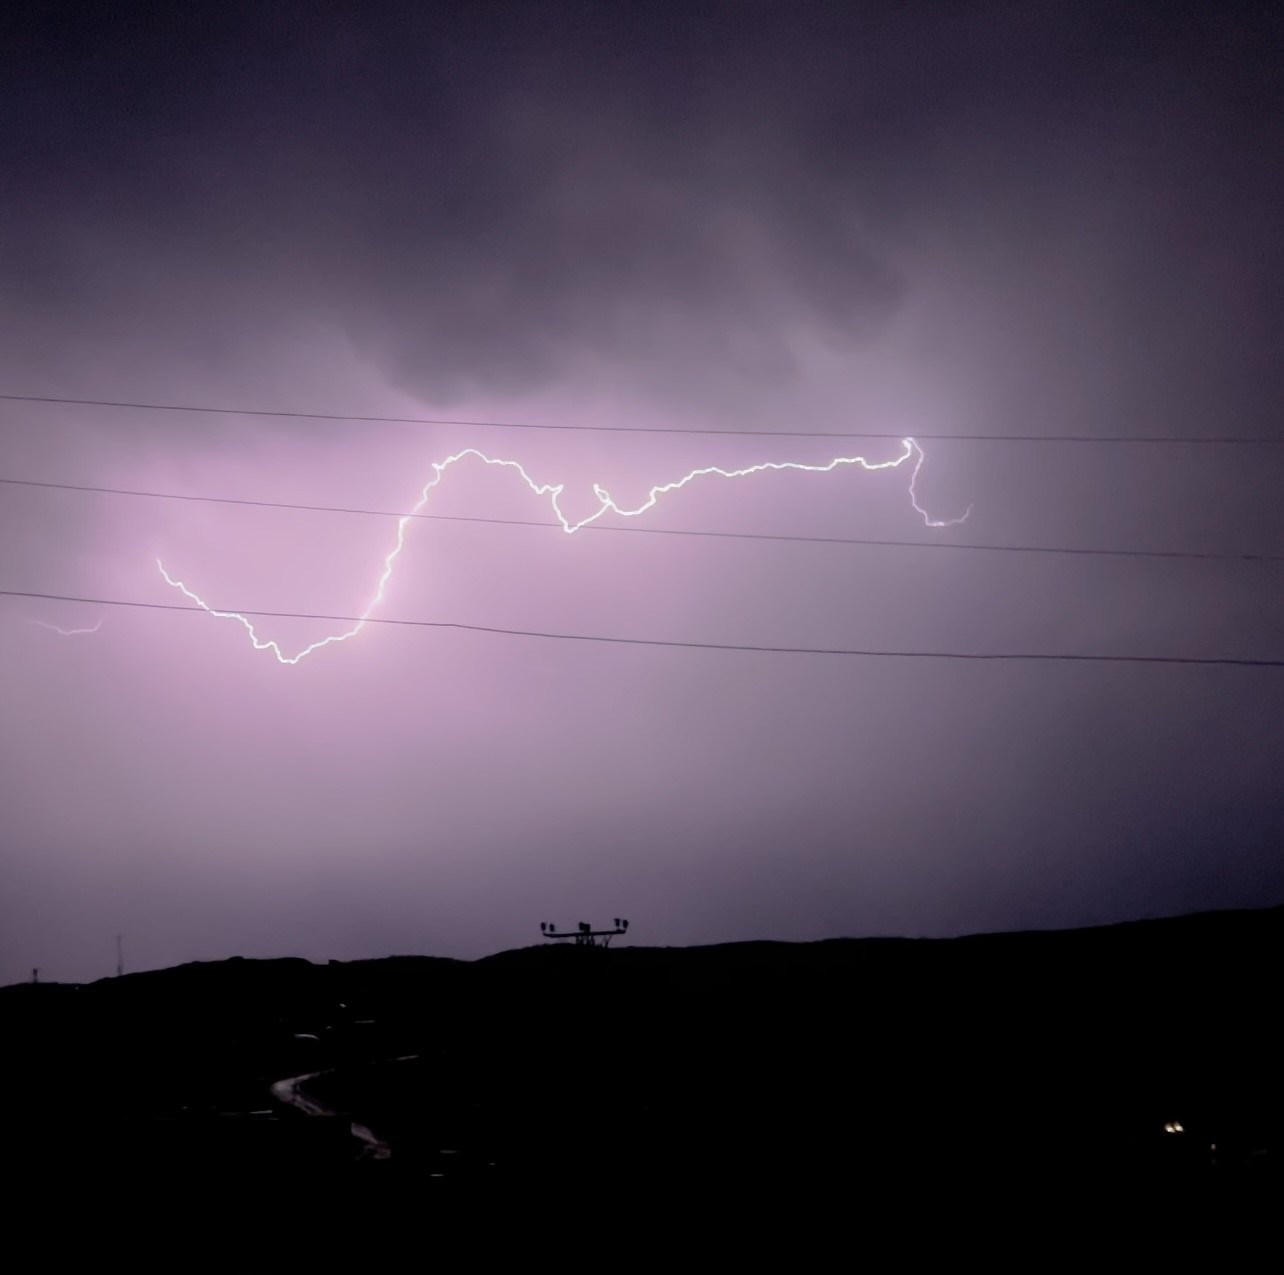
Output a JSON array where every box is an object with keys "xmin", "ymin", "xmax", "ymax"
[{"xmin": 2, "ymin": 1, "xmax": 1283, "ymax": 983}]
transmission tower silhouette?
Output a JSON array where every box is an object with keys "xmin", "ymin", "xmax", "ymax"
[{"xmin": 539, "ymin": 919, "xmax": 630, "ymax": 948}]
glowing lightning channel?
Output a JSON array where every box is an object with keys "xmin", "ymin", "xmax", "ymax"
[
  {"xmin": 157, "ymin": 437, "xmax": 970, "ymax": 665},
  {"xmin": 28, "ymin": 617, "xmax": 104, "ymax": 636}
]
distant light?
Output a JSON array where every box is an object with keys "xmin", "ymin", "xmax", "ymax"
[{"xmin": 1164, "ymin": 1122, "xmax": 1184, "ymax": 1134}]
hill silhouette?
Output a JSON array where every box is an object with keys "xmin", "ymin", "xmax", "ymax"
[{"xmin": 4, "ymin": 906, "xmax": 1280, "ymax": 1193}]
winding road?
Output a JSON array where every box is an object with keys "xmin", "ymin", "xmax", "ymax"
[{"xmin": 270, "ymin": 1064, "xmax": 406, "ymax": 1161}]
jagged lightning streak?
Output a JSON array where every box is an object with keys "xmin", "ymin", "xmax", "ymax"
[
  {"xmin": 157, "ymin": 437, "xmax": 969, "ymax": 665},
  {"xmin": 28, "ymin": 617, "xmax": 104, "ymax": 636}
]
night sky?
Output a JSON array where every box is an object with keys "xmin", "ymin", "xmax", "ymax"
[{"xmin": 2, "ymin": 1, "xmax": 1282, "ymax": 984}]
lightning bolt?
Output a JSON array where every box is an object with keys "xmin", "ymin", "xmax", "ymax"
[
  {"xmin": 28, "ymin": 618, "xmax": 104, "ymax": 636},
  {"xmin": 157, "ymin": 437, "xmax": 969, "ymax": 665}
]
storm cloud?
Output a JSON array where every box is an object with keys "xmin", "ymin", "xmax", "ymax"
[{"xmin": 1, "ymin": 0, "xmax": 1282, "ymax": 983}]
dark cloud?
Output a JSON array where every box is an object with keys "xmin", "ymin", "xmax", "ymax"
[
  {"xmin": 1, "ymin": 1, "xmax": 927, "ymax": 404},
  {"xmin": 5, "ymin": 2, "xmax": 1282, "ymax": 410}
]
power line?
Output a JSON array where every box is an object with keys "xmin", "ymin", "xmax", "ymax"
[
  {"xmin": 4, "ymin": 587, "xmax": 1281, "ymax": 667},
  {"xmin": 2, "ymin": 392, "xmax": 1280, "ymax": 443},
  {"xmin": 3, "ymin": 474, "xmax": 1278, "ymax": 564}
]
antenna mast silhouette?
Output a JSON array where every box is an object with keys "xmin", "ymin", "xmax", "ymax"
[
  {"xmin": 116, "ymin": 934, "xmax": 124, "ymax": 978},
  {"xmin": 539, "ymin": 919, "xmax": 630, "ymax": 948}
]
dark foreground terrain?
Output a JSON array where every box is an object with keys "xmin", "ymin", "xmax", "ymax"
[{"xmin": 4, "ymin": 907, "xmax": 1280, "ymax": 1201}]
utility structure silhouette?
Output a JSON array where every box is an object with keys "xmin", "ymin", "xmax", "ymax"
[{"xmin": 540, "ymin": 919, "xmax": 629, "ymax": 948}]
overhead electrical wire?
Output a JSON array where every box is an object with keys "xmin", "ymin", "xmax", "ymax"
[
  {"xmin": 2, "ymin": 392, "xmax": 1281, "ymax": 443},
  {"xmin": 1, "ymin": 474, "xmax": 1278, "ymax": 565},
  {"xmin": 3, "ymin": 587, "xmax": 1281, "ymax": 667}
]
